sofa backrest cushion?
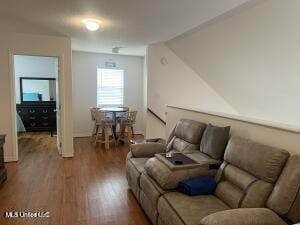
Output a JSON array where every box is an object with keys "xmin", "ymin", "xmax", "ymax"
[
  {"xmin": 171, "ymin": 138, "xmax": 198, "ymax": 153},
  {"xmin": 214, "ymin": 164, "xmax": 273, "ymax": 208},
  {"xmin": 215, "ymin": 136, "xmax": 290, "ymax": 209},
  {"xmin": 167, "ymin": 119, "xmax": 206, "ymax": 153},
  {"xmin": 214, "ymin": 164, "xmax": 255, "ymax": 208},
  {"xmin": 266, "ymin": 155, "xmax": 300, "ymax": 223},
  {"xmin": 174, "ymin": 119, "xmax": 206, "ymax": 144},
  {"xmin": 224, "ymin": 136, "xmax": 290, "ymax": 183},
  {"xmin": 200, "ymin": 124, "xmax": 230, "ymax": 160}
]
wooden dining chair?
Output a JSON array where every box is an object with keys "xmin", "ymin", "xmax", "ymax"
[
  {"xmin": 90, "ymin": 107, "xmax": 102, "ymax": 141},
  {"xmin": 93, "ymin": 110, "xmax": 116, "ymax": 149},
  {"xmin": 117, "ymin": 110, "xmax": 138, "ymax": 143},
  {"xmin": 115, "ymin": 106, "xmax": 129, "ymax": 120},
  {"xmin": 90, "ymin": 107, "xmax": 98, "ymax": 140}
]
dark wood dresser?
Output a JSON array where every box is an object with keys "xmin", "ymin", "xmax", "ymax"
[
  {"xmin": 0, "ymin": 135, "xmax": 7, "ymax": 184},
  {"xmin": 17, "ymin": 103, "xmax": 57, "ymax": 134}
]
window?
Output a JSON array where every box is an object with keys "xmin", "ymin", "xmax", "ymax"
[{"xmin": 97, "ymin": 68, "xmax": 124, "ymax": 106}]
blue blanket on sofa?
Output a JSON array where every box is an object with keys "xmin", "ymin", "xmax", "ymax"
[{"xmin": 178, "ymin": 176, "xmax": 217, "ymax": 196}]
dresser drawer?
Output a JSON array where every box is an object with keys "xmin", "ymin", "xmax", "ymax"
[
  {"xmin": 17, "ymin": 108, "xmax": 30, "ymax": 119},
  {"xmin": 24, "ymin": 121, "xmax": 54, "ymax": 128},
  {"xmin": 23, "ymin": 121, "xmax": 39, "ymax": 128},
  {"xmin": 17, "ymin": 107, "xmax": 27, "ymax": 115},
  {"xmin": 41, "ymin": 115, "xmax": 50, "ymax": 120},
  {"xmin": 37, "ymin": 107, "xmax": 56, "ymax": 114},
  {"xmin": 28, "ymin": 115, "xmax": 38, "ymax": 120},
  {"xmin": 40, "ymin": 122, "xmax": 49, "ymax": 127},
  {"xmin": 28, "ymin": 108, "xmax": 38, "ymax": 114},
  {"xmin": 17, "ymin": 104, "xmax": 56, "ymax": 132}
]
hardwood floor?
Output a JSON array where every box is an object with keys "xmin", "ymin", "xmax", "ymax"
[{"xmin": 0, "ymin": 132, "xmax": 151, "ymax": 225}]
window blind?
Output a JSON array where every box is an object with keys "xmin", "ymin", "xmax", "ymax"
[{"xmin": 97, "ymin": 69, "xmax": 124, "ymax": 105}]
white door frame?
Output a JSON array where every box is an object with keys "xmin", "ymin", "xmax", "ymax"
[{"xmin": 8, "ymin": 51, "xmax": 63, "ymax": 160}]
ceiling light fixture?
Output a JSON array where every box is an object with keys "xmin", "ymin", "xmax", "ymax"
[{"xmin": 83, "ymin": 19, "xmax": 100, "ymax": 31}]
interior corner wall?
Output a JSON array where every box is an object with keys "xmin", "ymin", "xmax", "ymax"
[
  {"xmin": 167, "ymin": 0, "xmax": 300, "ymax": 126},
  {"xmin": 0, "ymin": 32, "xmax": 73, "ymax": 161},
  {"xmin": 72, "ymin": 51, "xmax": 145, "ymax": 137},
  {"xmin": 146, "ymin": 111, "xmax": 166, "ymax": 139},
  {"xmin": 142, "ymin": 52, "xmax": 148, "ymax": 135},
  {"xmin": 146, "ymin": 43, "xmax": 238, "ymax": 139}
]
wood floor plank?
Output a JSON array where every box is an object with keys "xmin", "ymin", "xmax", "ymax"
[{"xmin": 0, "ymin": 132, "xmax": 151, "ymax": 225}]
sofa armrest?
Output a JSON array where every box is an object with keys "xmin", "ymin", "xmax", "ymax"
[
  {"xmin": 199, "ymin": 208, "xmax": 287, "ymax": 225},
  {"xmin": 130, "ymin": 142, "xmax": 166, "ymax": 158},
  {"xmin": 146, "ymin": 138, "xmax": 166, "ymax": 144},
  {"xmin": 145, "ymin": 157, "xmax": 216, "ymax": 190}
]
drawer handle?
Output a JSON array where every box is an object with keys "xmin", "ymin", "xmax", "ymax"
[
  {"xmin": 42, "ymin": 116, "xmax": 49, "ymax": 120},
  {"xmin": 42, "ymin": 110, "xmax": 48, "ymax": 113},
  {"xmin": 29, "ymin": 110, "xmax": 36, "ymax": 113},
  {"xmin": 42, "ymin": 122, "xmax": 49, "ymax": 126},
  {"xmin": 18, "ymin": 110, "xmax": 22, "ymax": 113},
  {"xmin": 30, "ymin": 123, "xmax": 36, "ymax": 127},
  {"xmin": 30, "ymin": 116, "xmax": 36, "ymax": 120}
]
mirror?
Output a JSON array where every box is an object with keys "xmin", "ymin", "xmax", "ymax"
[{"xmin": 20, "ymin": 77, "xmax": 56, "ymax": 103}]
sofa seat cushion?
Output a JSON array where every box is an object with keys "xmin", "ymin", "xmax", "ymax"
[
  {"xmin": 178, "ymin": 176, "xmax": 217, "ymax": 196},
  {"xmin": 158, "ymin": 192, "xmax": 230, "ymax": 225},
  {"xmin": 140, "ymin": 190, "xmax": 158, "ymax": 225},
  {"xmin": 126, "ymin": 157, "xmax": 149, "ymax": 198},
  {"xmin": 140, "ymin": 173, "xmax": 166, "ymax": 206},
  {"xmin": 128, "ymin": 158, "xmax": 149, "ymax": 173},
  {"xmin": 140, "ymin": 173, "xmax": 168, "ymax": 225},
  {"xmin": 199, "ymin": 208, "xmax": 288, "ymax": 225}
]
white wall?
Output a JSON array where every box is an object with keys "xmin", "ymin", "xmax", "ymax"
[
  {"xmin": 166, "ymin": 105, "xmax": 300, "ymax": 155},
  {"xmin": 167, "ymin": 0, "xmax": 300, "ymax": 126},
  {"xmin": 146, "ymin": 112, "xmax": 166, "ymax": 139},
  {"xmin": 146, "ymin": 42, "xmax": 238, "ymax": 138},
  {"xmin": 72, "ymin": 51, "xmax": 145, "ymax": 137},
  {"xmin": 0, "ymin": 32, "xmax": 73, "ymax": 161},
  {"xmin": 14, "ymin": 55, "xmax": 58, "ymax": 103}
]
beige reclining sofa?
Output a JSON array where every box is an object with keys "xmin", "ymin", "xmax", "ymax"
[
  {"xmin": 200, "ymin": 154, "xmax": 300, "ymax": 225},
  {"xmin": 126, "ymin": 119, "xmax": 299, "ymax": 225},
  {"xmin": 126, "ymin": 119, "xmax": 230, "ymax": 223},
  {"xmin": 126, "ymin": 119, "xmax": 229, "ymax": 197}
]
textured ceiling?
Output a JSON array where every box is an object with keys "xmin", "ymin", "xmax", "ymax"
[{"xmin": 0, "ymin": 0, "xmax": 250, "ymax": 55}]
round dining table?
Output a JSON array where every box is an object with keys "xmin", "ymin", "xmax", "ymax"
[{"xmin": 99, "ymin": 107, "xmax": 129, "ymax": 136}]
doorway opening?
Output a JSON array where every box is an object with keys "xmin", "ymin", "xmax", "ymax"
[{"xmin": 13, "ymin": 55, "xmax": 61, "ymax": 159}]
